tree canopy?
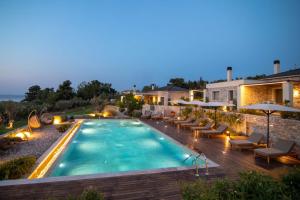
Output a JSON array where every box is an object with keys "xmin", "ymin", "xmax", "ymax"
[{"xmin": 167, "ymin": 77, "xmax": 207, "ymax": 89}]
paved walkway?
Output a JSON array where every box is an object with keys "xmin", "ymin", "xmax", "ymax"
[{"xmin": 0, "ymin": 125, "xmax": 61, "ymax": 164}]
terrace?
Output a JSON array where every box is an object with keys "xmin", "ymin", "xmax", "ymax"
[
  {"xmin": 142, "ymin": 119, "xmax": 300, "ymax": 179},
  {"xmin": 1, "ymin": 112, "xmax": 299, "ymax": 199}
]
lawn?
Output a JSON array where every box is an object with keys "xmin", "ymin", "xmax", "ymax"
[{"xmin": 0, "ymin": 119, "xmax": 27, "ymax": 135}]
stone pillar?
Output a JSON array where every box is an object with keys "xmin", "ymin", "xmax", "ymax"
[
  {"xmin": 282, "ymin": 81, "xmax": 293, "ymax": 106},
  {"xmin": 189, "ymin": 90, "xmax": 194, "ymax": 101},
  {"xmin": 163, "ymin": 94, "xmax": 168, "ymax": 106},
  {"xmin": 237, "ymin": 86, "xmax": 242, "ymax": 109},
  {"xmin": 203, "ymin": 89, "xmax": 207, "ymax": 102}
]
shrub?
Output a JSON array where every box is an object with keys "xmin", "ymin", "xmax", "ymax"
[
  {"xmin": 181, "ymin": 107, "xmax": 193, "ymax": 118},
  {"xmin": 181, "ymin": 179, "xmax": 215, "ymax": 200},
  {"xmin": 56, "ymin": 123, "xmax": 72, "ymax": 133},
  {"xmin": 235, "ymin": 171, "xmax": 287, "ymax": 200},
  {"xmin": 238, "ymin": 109, "xmax": 264, "ymax": 116},
  {"xmin": 282, "ymin": 167, "xmax": 300, "ymax": 200},
  {"xmin": 280, "ymin": 111, "xmax": 300, "ymax": 121},
  {"xmin": 181, "ymin": 171, "xmax": 293, "ymax": 200},
  {"xmin": 0, "ymin": 156, "xmax": 36, "ymax": 180},
  {"xmin": 55, "ymin": 100, "xmax": 73, "ymax": 111},
  {"xmin": 132, "ymin": 110, "xmax": 142, "ymax": 118}
]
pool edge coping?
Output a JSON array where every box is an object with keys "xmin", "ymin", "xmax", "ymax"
[{"xmin": 0, "ymin": 165, "xmax": 221, "ymax": 187}]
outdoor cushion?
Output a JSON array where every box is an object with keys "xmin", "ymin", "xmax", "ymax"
[
  {"xmin": 273, "ymin": 139, "xmax": 295, "ymax": 153},
  {"xmin": 229, "ymin": 140, "xmax": 253, "ymax": 146},
  {"xmin": 248, "ymin": 132, "xmax": 264, "ymax": 143},
  {"xmin": 190, "ymin": 123, "xmax": 213, "ymax": 130},
  {"xmin": 254, "ymin": 148, "xmax": 285, "ymax": 157}
]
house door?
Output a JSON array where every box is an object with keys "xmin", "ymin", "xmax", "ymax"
[{"xmin": 275, "ymin": 89, "xmax": 283, "ymax": 104}]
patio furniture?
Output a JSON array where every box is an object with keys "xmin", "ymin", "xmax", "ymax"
[
  {"xmin": 180, "ymin": 118, "xmax": 201, "ymax": 129},
  {"xmin": 169, "ymin": 116, "xmax": 188, "ymax": 124},
  {"xmin": 151, "ymin": 112, "xmax": 163, "ymax": 120},
  {"xmin": 201, "ymin": 124, "xmax": 228, "ymax": 138},
  {"xmin": 141, "ymin": 110, "xmax": 152, "ymax": 119},
  {"xmin": 174, "ymin": 117, "xmax": 194, "ymax": 125},
  {"xmin": 190, "ymin": 122, "xmax": 214, "ymax": 133},
  {"xmin": 229, "ymin": 132, "xmax": 264, "ymax": 150},
  {"xmin": 254, "ymin": 139, "xmax": 296, "ymax": 164},
  {"xmin": 241, "ymin": 103, "xmax": 300, "ymax": 147}
]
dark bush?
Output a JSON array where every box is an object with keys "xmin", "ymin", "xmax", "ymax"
[
  {"xmin": 280, "ymin": 111, "xmax": 300, "ymax": 121},
  {"xmin": 56, "ymin": 123, "xmax": 72, "ymax": 133},
  {"xmin": 282, "ymin": 167, "xmax": 300, "ymax": 200},
  {"xmin": 181, "ymin": 170, "xmax": 295, "ymax": 200},
  {"xmin": 0, "ymin": 156, "xmax": 36, "ymax": 180},
  {"xmin": 235, "ymin": 171, "xmax": 287, "ymax": 200}
]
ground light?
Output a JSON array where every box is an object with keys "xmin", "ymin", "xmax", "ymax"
[
  {"xmin": 53, "ymin": 116, "xmax": 62, "ymax": 125},
  {"xmin": 6, "ymin": 120, "xmax": 14, "ymax": 129},
  {"xmin": 15, "ymin": 131, "xmax": 31, "ymax": 140}
]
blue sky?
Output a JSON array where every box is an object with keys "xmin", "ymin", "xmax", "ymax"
[{"xmin": 0, "ymin": 0, "xmax": 300, "ymax": 94}]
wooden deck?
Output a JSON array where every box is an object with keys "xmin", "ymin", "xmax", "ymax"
[{"xmin": 142, "ymin": 119, "xmax": 300, "ymax": 179}]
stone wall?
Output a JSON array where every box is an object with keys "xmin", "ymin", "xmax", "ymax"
[
  {"xmin": 241, "ymin": 85, "xmax": 279, "ymax": 106},
  {"xmin": 218, "ymin": 111, "xmax": 300, "ymax": 153},
  {"xmin": 243, "ymin": 114, "xmax": 300, "ymax": 145}
]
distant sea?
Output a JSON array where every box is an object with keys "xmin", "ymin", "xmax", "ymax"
[{"xmin": 0, "ymin": 95, "xmax": 24, "ymax": 102}]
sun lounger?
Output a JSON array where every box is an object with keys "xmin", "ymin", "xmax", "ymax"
[
  {"xmin": 229, "ymin": 132, "xmax": 264, "ymax": 150},
  {"xmin": 190, "ymin": 122, "xmax": 214, "ymax": 132},
  {"xmin": 254, "ymin": 139, "xmax": 296, "ymax": 164},
  {"xmin": 201, "ymin": 124, "xmax": 228, "ymax": 138},
  {"xmin": 151, "ymin": 112, "xmax": 163, "ymax": 120},
  {"xmin": 180, "ymin": 119, "xmax": 201, "ymax": 129},
  {"xmin": 169, "ymin": 116, "xmax": 187, "ymax": 124},
  {"xmin": 174, "ymin": 118, "xmax": 194, "ymax": 125}
]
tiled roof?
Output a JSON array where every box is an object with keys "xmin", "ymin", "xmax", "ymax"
[
  {"xmin": 263, "ymin": 68, "xmax": 300, "ymax": 79},
  {"xmin": 153, "ymin": 85, "xmax": 188, "ymax": 92}
]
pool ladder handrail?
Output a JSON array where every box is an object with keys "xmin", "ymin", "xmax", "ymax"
[{"xmin": 183, "ymin": 153, "xmax": 209, "ymax": 176}]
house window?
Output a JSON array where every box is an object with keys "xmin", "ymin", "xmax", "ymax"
[
  {"xmin": 228, "ymin": 90, "xmax": 234, "ymax": 101},
  {"xmin": 160, "ymin": 97, "xmax": 165, "ymax": 105},
  {"xmin": 212, "ymin": 91, "xmax": 220, "ymax": 101}
]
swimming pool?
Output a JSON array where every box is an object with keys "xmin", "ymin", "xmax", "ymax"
[{"xmin": 49, "ymin": 119, "xmax": 217, "ymax": 177}]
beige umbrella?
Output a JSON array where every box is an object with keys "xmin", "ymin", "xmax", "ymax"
[{"xmin": 241, "ymin": 103, "xmax": 300, "ymax": 147}]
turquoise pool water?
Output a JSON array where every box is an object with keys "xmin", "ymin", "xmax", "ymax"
[{"xmin": 50, "ymin": 120, "xmax": 206, "ymax": 177}]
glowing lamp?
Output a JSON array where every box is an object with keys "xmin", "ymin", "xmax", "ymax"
[
  {"xmin": 102, "ymin": 111, "xmax": 110, "ymax": 117},
  {"xmin": 15, "ymin": 132, "xmax": 25, "ymax": 139},
  {"xmin": 15, "ymin": 131, "xmax": 31, "ymax": 140},
  {"xmin": 53, "ymin": 116, "xmax": 62, "ymax": 125},
  {"xmin": 88, "ymin": 113, "xmax": 96, "ymax": 117},
  {"xmin": 6, "ymin": 120, "xmax": 14, "ymax": 129},
  {"xmin": 294, "ymin": 90, "xmax": 299, "ymax": 98}
]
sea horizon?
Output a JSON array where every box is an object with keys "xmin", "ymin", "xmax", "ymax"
[{"xmin": 0, "ymin": 94, "xmax": 24, "ymax": 102}]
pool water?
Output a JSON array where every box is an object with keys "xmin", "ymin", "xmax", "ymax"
[{"xmin": 50, "ymin": 120, "xmax": 209, "ymax": 177}]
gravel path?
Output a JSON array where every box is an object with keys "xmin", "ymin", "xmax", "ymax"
[{"xmin": 0, "ymin": 125, "xmax": 62, "ymax": 164}]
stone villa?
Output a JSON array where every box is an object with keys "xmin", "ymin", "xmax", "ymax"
[{"xmin": 205, "ymin": 60, "xmax": 300, "ymax": 109}]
